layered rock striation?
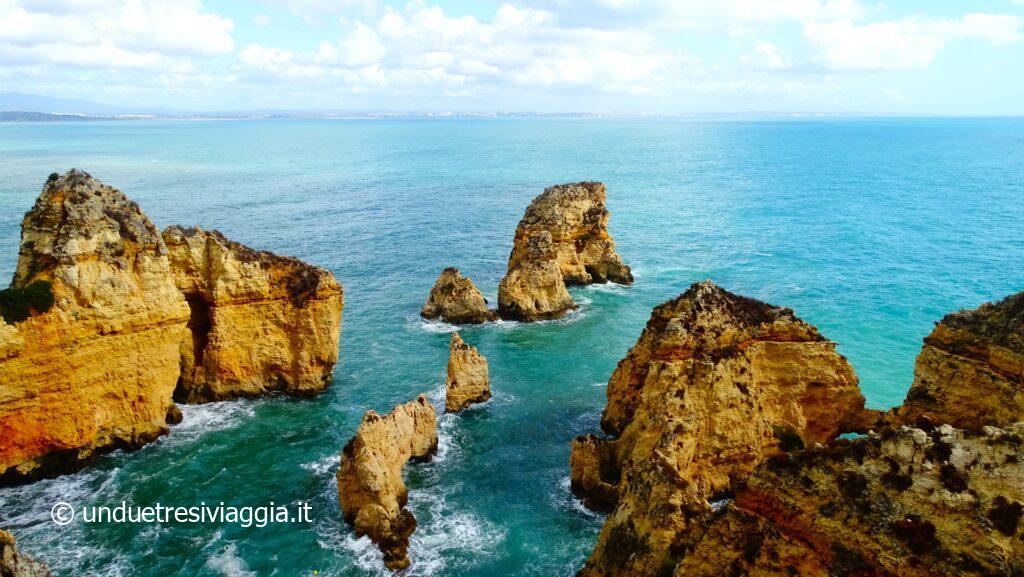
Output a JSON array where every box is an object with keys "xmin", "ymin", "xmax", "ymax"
[
  {"xmin": 337, "ymin": 395, "xmax": 438, "ymax": 570},
  {"xmin": 675, "ymin": 422, "xmax": 1024, "ymax": 577},
  {"xmin": 498, "ymin": 182, "xmax": 631, "ymax": 321},
  {"xmin": 163, "ymin": 226, "xmax": 343, "ymax": 402},
  {"xmin": 0, "ymin": 170, "xmax": 190, "ymax": 483},
  {"xmin": 900, "ymin": 290, "xmax": 1024, "ymax": 430},
  {"xmin": 420, "ymin": 267, "xmax": 495, "ymax": 324},
  {"xmin": 0, "ymin": 530, "xmax": 51, "ymax": 577},
  {"xmin": 571, "ymin": 280, "xmax": 868, "ymax": 577},
  {"xmin": 446, "ymin": 333, "xmax": 490, "ymax": 412}
]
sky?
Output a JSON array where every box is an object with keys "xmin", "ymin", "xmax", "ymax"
[{"xmin": 0, "ymin": 0, "xmax": 1023, "ymax": 114}]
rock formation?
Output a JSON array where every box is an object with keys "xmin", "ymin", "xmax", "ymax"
[
  {"xmin": 674, "ymin": 422, "xmax": 1024, "ymax": 577},
  {"xmin": 0, "ymin": 170, "xmax": 344, "ymax": 484},
  {"xmin": 420, "ymin": 267, "xmax": 496, "ymax": 324},
  {"xmin": 446, "ymin": 333, "xmax": 490, "ymax": 412},
  {"xmin": 498, "ymin": 182, "xmax": 631, "ymax": 321},
  {"xmin": 0, "ymin": 530, "xmax": 51, "ymax": 577},
  {"xmin": 163, "ymin": 226, "xmax": 343, "ymax": 402},
  {"xmin": 0, "ymin": 170, "xmax": 190, "ymax": 484},
  {"xmin": 899, "ymin": 290, "xmax": 1024, "ymax": 430},
  {"xmin": 571, "ymin": 280, "xmax": 868, "ymax": 577},
  {"xmin": 337, "ymin": 395, "xmax": 438, "ymax": 570}
]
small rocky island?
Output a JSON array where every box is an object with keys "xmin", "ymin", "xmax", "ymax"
[
  {"xmin": 446, "ymin": 333, "xmax": 491, "ymax": 412},
  {"xmin": 572, "ymin": 281, "xmax": 1024, "ymax": 577},
  {"xmin": 421, "ymin": 267, "xmax": 496, "ymax": 324},
  {"xmin": 499, "ymin": 182, "xmax": 632, "ymax": 321},
  {"xmin": 0, "ymin": 170, "xmax": 343, "ymax": 484},
  {"xmin": 336, "ymin": 395, "xmax": 438, "ymax": 570}
]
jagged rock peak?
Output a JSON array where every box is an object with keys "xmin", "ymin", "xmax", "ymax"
[
  {"xmin": 421, "ymin": 267, "xmax": 496, "ymax": 324},
  {"xmin": 600, "ymin": 280, "xmax": 839, "ymax": 436},
  {"xmin": 572, "ymin": 280, "xmax": 868, "ymax": 577},
  {"xmin": 336, "ymin": 395, "xmax": 438, "ymax": 570},
  {"xmin": 901, "ymin": 290, "xmax": 1024, "ymax": 430},
  {"xmin": 15, "ymin": 169, "xmax": 165, "ymax": 287},
  {"xmin": 675, "ymin": 422, "xmax": 1024, "ymax": 577},
  {"xmin": 162, "ymin": 225, "xmax": 343, "ymax": 403},
  {"xmin": 446, "ymin": 332, "xmax": 491, "ymax": 413}
]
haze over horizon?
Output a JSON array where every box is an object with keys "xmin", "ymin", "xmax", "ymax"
[{"xmin": 1, "ymin": 0, "xmax": 1023, "ymax": 115}]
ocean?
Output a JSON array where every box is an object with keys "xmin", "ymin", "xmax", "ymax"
[{"xmin": 0, "ymin": 117, "xmax": 1022, "ymax": 576}]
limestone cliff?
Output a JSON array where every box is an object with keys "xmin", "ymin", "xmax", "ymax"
[
  {"xmin": 675, "ymin": 422, "xmax": 1024, "ymax": 577},
  {"xmin": 571, "ymin": 280, "xmax": 867, "ymax": 577},
  {"xmin": 900, "ymin": 290, "xmax": 1024, "ymax": 430},
  {"xmin": 498, "ymin": 182, "xmax": 630, "ymax": 321},
  {"xmin": 0, "ymin": 170, "xmax": 190, "ymax": 484},
  {"xmin": 0, "ymin": 530, "xmax": 51, "ymax": 577},
  {"xmin": 337, "ymin": 395, "xmax": 438, "ymax": 570},
  {"xmin": 446, "ymin": 333, "xmax": 490, "ymax": 412},
  {"xmin": 421, "ymin": 268, "xmax": 496, "ymax": 324},
  {"xmin": 162, "ymin": 226, "xmax": 343, "ymax": 402}
]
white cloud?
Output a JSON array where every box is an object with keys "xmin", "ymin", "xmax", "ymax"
[
  {"xmin": 805, "ymin": 13, "xmax": 1022, "ymax": 71},
  {"xmin": 0, "ymin": 0, "xmax": 234, "ymax": 72},
  {"xmin": 240, "ymin": 1, "xmax": 683, "ymax": 95}
]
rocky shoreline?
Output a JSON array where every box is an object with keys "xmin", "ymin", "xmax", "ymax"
[{"xmin": 572, "ymin": 280, "xmax": 1023, "ymax": 577}]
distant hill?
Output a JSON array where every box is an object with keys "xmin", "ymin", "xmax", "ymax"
[{"xmin": 0, "ymin": 92, "xmax": 188, "ymax": 116}]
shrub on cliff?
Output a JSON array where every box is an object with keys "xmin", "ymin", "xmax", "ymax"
[{"xmin": 0, "ymin": 281, "xmax": 55, "ymax": 323}]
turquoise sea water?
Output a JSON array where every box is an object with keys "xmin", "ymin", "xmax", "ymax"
[{"xmin": 0, "ymin": 118, "xmax": 1022, "ymax": 576}]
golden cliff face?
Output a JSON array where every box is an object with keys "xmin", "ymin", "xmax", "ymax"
[
  {"xmin": 900, "ymin": 291, "xmax": 1024, "ymax": 430},
  {"xmin": 336, "ymin": 396, "xmax": 438, "ymax": 570},
  {"xmin": 571, "ymin": 281, "xmax": 868, "ymax": 577},
  {"xmin": 446, "ymin": 332, "xmax": 490, "ymax": 413},
  {"xmin": 675, "ymin": 422, "xmax": 1024, "ymax": 577},
  {"xmin": 498, "ymin": 182, "xmax": 631, "ymax": 321},
  {"xmin": 0, "ymin": 170, "xmax": 190, "ymax": 484},
  {"xmin": 162, "ymin": 226, "xmax": 343, "ymax": 403}
]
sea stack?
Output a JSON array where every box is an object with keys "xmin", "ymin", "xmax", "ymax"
[
  {"xmin": 337, "ymin": 395, "xmax": 438, "ymax": 570},
  {"xmin": 899, "ymin": 290, "xmax": 1024, "ymax": 430},
  {"xmin": 163, "ymin": 226, "xmax": 343, "ymax": 402},
  {"xmin": 0, "ymin": 530, "xmax": 51, "ymax": 577},
  {"xmin": 420, "ymin": 267, "xmax": 496, "ymax": 324},
  {"xmin": 0, "ymin": 170, "xmax": 190, "ymax": 484},
  {"xmin": 498, "ymin": 182, "xmax": 631, "ymax": 321},
  {"xmin": 571, "ymin": 280, "xmax": 868, "ymax": 577},
  {"xmin": 446, "ymin": 333, "xmax": 490, "ymax": 412}
]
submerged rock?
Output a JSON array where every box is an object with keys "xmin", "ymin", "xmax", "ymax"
[
  {"xmin": 675, "ymin": 423, "xmax": 1024, "ymax": 577},
  {"xmin": 0, "ymin": 530, "xmax": 51, "ymax": 577},
  {"xmin": 900, "ymin": 290, "xmax": 1024, "ymax": 430},
  {"xmin": 498, "ymin": 182, "xmax": 630, "ymax": 321},
  {"xmin": 421, "ymin": 267, "xmax": 496, "ymax": 324},
  {"xmin": 446, "ymin": 333, "xmax": 491, "ymax": 412},
  {"xmin": 163, "ymin": 226, "xmax": 343, "ymax": 403},
  {"xmin": 571, "ymin": 280, "xmax": 868, "ymax": 577},
  {"xmin": 0, "ymin": 170, "xmax": 190, "ymax": 484},
  {"xmin": 337, "ymin": 395, "xmax": 438, "ymax": 570}
]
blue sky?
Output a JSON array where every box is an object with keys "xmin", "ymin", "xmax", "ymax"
[{"xmin": 1, "ymin": 0, "xmax": 1022, "ymax": 114}]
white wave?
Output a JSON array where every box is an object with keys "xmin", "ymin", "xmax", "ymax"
[
  {"xmin": 205, "ymin": 543, "xmax": 256, "ymax": 577},
  {"xmin": 555, "ymin": 476, "xmax": 605, "ymax": 521},
  {"xmin": 164, "ymin": 399, "xmax": 259, "ymax": 447},
  {"xmin": 301, "ymin": 454, "xmax": 341, "ymax": 477},
  {"xmin": 582, "ymin": 282, "xmax": 629, "ymax": 294}
]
